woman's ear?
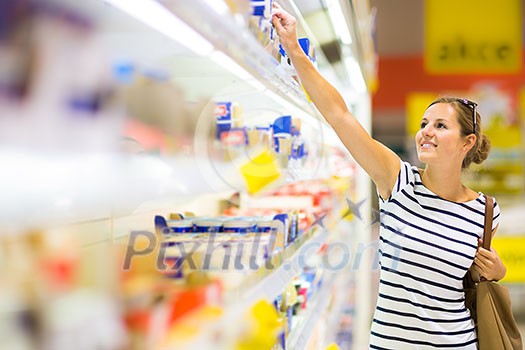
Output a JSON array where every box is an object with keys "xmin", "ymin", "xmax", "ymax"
[{"xmin": 463, "ymin": 134, "xmax": 477, "ymax": 150}]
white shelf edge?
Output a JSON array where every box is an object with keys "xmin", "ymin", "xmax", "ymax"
[
  {"xmin": 241, "ymin": 228, "xmax": 329, "ymax": 303},
  {"xmin": 324, "ymin": 274, "xmax": 355, "ymax": 346},
  {"xmin": 286, "ymin": 272, "xmax": 335, "ymax": 349},
  {"xmin": 161, "ymin": 0, "xmax": 322, "ymax": 120}
]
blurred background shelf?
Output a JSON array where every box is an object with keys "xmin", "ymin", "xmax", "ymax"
[
  {"xmin": 286, "ymin": 272, "xmax": 335, "ymax": 349},
  {"xmin": 0, "ymin": 0, "xmax": 372, "ymax": 349}
]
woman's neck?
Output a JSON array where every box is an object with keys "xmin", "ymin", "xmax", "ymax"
[{"xmin": 420, "ymin": 165, "xmax": 473, "ymax": 202}]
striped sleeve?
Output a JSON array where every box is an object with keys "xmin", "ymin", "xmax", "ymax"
[
  {"xmin": 492, "ymin": 197, "xmax": 501, "ymax": 231},
  {"xmin": 379, "ymin": 160, "xmax": 415, "ymax": 202}
]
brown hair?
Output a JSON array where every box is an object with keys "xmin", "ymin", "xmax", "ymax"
[{"xmin": 427, "ymin": 96, "xmax": 491, "ymax": 169}]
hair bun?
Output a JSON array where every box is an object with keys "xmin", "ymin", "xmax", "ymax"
[{"xmin": 472, "ymin": 134, "xmax": 491, "ymax": 164}]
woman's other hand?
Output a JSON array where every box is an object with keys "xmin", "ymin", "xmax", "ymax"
[
  {"xmin": 271, "ymin": 3, "xmax": 301, "ymax": 56},
  {"xmin": 473, "ymin": 238, "xmax": 507, "ymax": 281}
]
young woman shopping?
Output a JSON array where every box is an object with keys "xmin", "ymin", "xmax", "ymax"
[{"xmin": 272, "ymin": 4, "xmax": 506, "ymax": 349}]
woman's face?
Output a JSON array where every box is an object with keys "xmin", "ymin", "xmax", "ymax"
[{"xmin": 415, "ymin": 103, "xmax": 466, "ymax": 167}]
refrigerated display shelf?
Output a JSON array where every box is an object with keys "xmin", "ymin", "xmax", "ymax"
[
  {"xmin": 0, "ymin": 0, "xmax": 370, "ymax": 348},
  {"xmin": 286, "ymin": 273, "xmax": 335, "ymax": 349},
  {"xmin": 239, "ymin": 227, "xmax": 329, "ymax": 303},
  {"xmin": 168, "ymin": 226, "xmax": 330, "ymax": 349},
  {"xmin": 105, "ymin": 0, "xmax": 325, "ymax": 121}
]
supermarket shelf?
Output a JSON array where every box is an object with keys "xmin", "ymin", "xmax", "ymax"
[
  {"xmin": 170, "ymin": 227, "xmax": 330, "ymax": 349},
  {"xmin": 97, "ymin": 0, "xmax": 325, "ymax": 122},
  {"xmin": 286, "ymin": 272, "xmax": 335, "ymax": 349},
  {"xmin": 0, "ymin": 0, "xmax": 367, "ymax": 349},
  {"xmin": 324, "ymin": 273, "xmax": 355, "ymax": 347},
  {"xmin": 0, "ymin": 145, "xmax": 333, "ymax": 231},
  {"xmin": 164, "ymin": 0, "xmax": 319, "ymax": 114},
  {"xmin": 0, "ymin": 0, "xmax": 336, "ymax": 231},
  {"xmin": 239, "ymin": 227, "xmax": 329, "ymax": 303},
  {"xmin": 0, "ymin": 151, "xmax": 243, "ymax": 230}
]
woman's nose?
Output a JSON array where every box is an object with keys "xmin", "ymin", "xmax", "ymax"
[{"xmin": 422, "ymin": 124, "xmax": 433, "ymax": 136}]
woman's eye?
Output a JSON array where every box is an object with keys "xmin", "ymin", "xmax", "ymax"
[
  {"xmin": 420, "ymin": 122, "xmax": 427, "ymax": 129},
  {"xmin": 437, "ymin": 123, "xmax": 446, "ymax": 129}
]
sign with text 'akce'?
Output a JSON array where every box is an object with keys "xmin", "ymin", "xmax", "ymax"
[
  {"xmin": 492, "ymin": 236, "xmax": 525, "ymax": 283},
  {"xmin": 425, "ymin": 0, "xmax": 523, "ymax": 74}
]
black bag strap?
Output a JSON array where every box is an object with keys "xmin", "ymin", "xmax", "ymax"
[{"xmin": 482, "ymin": 195, "xmax": 494, "ymax": 250}]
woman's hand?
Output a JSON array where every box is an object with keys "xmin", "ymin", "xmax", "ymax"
[
  {"xmin": 271, "ymin": 3, "xmax": 301, "ymax": 56},
  {"xmin": 473, "ymin": 239, "xmax": 506, "ymax": 281}
]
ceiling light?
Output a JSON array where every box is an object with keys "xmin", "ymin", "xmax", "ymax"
[
  {"xmin": 325, "ymin": 0, "xmax": 353, "ymax": 45},
  {"xmin": 104, "ymin": 0, "xmax": 214, "ymax": 56}
]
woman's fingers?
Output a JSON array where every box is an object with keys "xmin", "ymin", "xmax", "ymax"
[
  {"xmin": 271, "ymin": 3, "xmax": 295, "ymax": 28},
  {"xmin": 474, "ymin": 256, "xmax": 487, "ymax": 270},
  {"xmin": 272, "ymin": 15, "xmax": 284, "ymax": 32},
  {"xmin": 474, "ymin": 246, "xmax": 506, "ymax": 281},
  {"xmin": 476, "ymin": 247, "xmax": 492, "ymax": 258},
  {"xmin": 271, "ymin": 3, "xmax": 299, "ymax": 54},
  {"xmin": 472, "ymin": 263, "xmax": 486, "ymax": 277}
]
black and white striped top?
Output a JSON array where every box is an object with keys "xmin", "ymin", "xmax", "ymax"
[{"xmin": 369, "ymin": 160, "xmax": 501, "ymax": 350}]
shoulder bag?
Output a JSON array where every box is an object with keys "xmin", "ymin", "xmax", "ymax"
[{"xmin": 463, "ymin": 195, "xmax": 523, "ymax": 350}]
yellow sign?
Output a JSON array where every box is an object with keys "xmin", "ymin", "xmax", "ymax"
[
  {"xmin": 425, "ymin": 0, "xmax": 523, "ymax": 74},
  {"xmin": 406, "ymin": 93, "xmax": 437, "ymax": 136},
  {"xmin": 493, "ymin": 236, "xmax": 525, "ymax": 283}
]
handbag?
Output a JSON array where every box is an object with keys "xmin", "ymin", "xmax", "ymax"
[{"xmin": 463, "ymin": 195, "xmax": 523, "ymax": 350}]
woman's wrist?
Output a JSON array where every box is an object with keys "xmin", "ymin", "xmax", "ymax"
[{"xmin": 285, "ymin": 43, "xmax": 306, "ymax": 59}]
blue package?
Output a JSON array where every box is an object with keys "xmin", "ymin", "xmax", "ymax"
[
  {"xmin": 112, "ymin": 61, "xmax": 134, "ymax": 84},
  {"xmin": 272, "ymin": 115, "xmax": 292, "ymax": 153},
  {"xmin": 298, "ymin": 38, "xmax": 310, "ymax": 56},
  {"xmin": 272, "ymin": 213, "xmax": 289, "ymax": 245},
  {"xmin": 280, "ymin": 38, "xmax": 312, "ymax": 59},
  {"xmin": 250, "ymin": 0, "xmax": 270, "ymax": 17},
  {"xmin": 214, "ymin": 102, "xmax": 233, "ymax": 139}
]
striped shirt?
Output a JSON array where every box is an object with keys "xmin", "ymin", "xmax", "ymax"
[{"xmin": 369, "ymin": 160, "xmax": 501, "ymax": 350}]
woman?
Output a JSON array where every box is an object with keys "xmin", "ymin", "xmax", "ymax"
[{"xmin": 272, "ymin": 4, "xmax": 506, "ymax": 349}]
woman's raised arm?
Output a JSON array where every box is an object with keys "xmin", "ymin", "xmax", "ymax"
[{"xmin": 272, "ymin": 3, "xmax": 400, "ymax": 199}]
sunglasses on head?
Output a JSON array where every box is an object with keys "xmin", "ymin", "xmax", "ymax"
[{"xmin": 456, "ymin": 98, "xmax": 478, "ymax": 135}]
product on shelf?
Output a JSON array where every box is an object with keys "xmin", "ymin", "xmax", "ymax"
[
  {"xmin": 214, "ymin": 101, "xmax": 243, "ymax": 142},
  {"xmin": 240, "ymin": 149, "xmax": 281, "ymax": 194},
  {"xmin": 213, "ymin": 101, "xmax": 313, "ymax": 193},
  {"xmin": 0, "ymin": 0, "xmax": 362, "ymax": 348},
  {"xmin": 273, "ymin": 115, "xmax": 292, "ymax": 159},
  {"xmin": 154, "ymin": 213, "xmax": 289, "ymax": 278},
  {"xmin": 279, "ymin": 36, "xmax": 318, "ymax": 92},
  {"xmin": 121, "ymin": 69, "xmax": 212, "ymax": 155},
  {"xmin": 248, "ymin": 0, "xmax": 274, "ymax": 47},
  {"xmin": 0, "ymin": 230, "xmax": 127, "ymax": 350},
  {"xmin": 235, "ymin": 300, "xmax": 283, "ymax": 350},
  {"xmin": 119, "ymin": 228, "xmax": 224, "ymax": 348},
  {"xmin": 0, "ymin": 0, "xmax": 123, "ymax": 152},
  {"xmin": 298, "ymin": 38, "xmax": 317, "ymax": 65}
]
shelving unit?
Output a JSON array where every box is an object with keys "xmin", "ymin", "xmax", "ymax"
[
  {"xmin": 0, "ymin": 0, "xmax": 341, "ymax": 227},
  {"xmin": 240, "ymin": 228, "xmax": 328, "ymax": 301},
  {"xmin": 0, "ymin": 0, "xmax": 372, "ymax": 349},
  {"xmin": 286, "ymin": 272, "xmax": 334, "ymax": 349},
  {"xmin": 166, "ymin": 227, "xmax": 330, "ymax": 349}
]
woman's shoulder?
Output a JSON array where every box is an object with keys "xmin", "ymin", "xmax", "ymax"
[
  {"xmin": 464, "ymin": 187, "xmax": 481, "ymax": 202},
  {"xmin": 398, "ymin": 159, "xmax": 421, "ymax": 179}
]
